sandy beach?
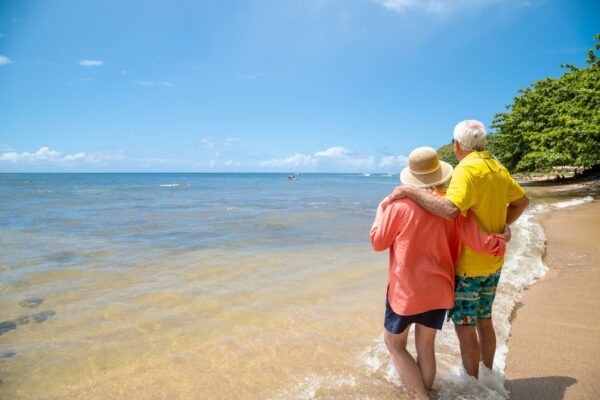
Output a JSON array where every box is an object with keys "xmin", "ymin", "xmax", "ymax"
[{"xmin": 505, "ymin": 199, "xmax": 600, "ymax": 399}]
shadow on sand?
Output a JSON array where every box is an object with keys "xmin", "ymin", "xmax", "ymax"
[{"xmin": 506, "ymin": 376, "xmax": 577, "ymax": 399}]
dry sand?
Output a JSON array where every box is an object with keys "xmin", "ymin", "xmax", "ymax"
[{"xmin": 505, "ymin": 200, "xmax": 600, "ymax": 399}]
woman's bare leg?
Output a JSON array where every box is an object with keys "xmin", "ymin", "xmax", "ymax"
[
  {"xmin": 414, "ymin": 324, "xmax": 438, "ymax": 391},
  {"xmin": 383, "ymin": 327, "xmax": 428, "ymax": 399}
]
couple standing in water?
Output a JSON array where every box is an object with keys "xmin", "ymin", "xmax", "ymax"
[{"xmin": 370, "ymin": 120, "xmax": 529, "ymax": 399}]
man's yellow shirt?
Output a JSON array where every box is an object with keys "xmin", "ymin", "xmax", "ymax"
[{"xmin": 445, "ymin": 151, "xmax": 526, "ymax": 277}]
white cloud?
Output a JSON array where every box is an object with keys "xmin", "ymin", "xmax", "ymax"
[
  {"xmin": 375, "ymin": 0, "xmax": 501, "ymax": 14},
  {"xmin": 160, "ymin": 81, "xmax": 175, "ymax": 87},
  {"xmin": 260, "ymin": 153, "xmax": 318, "ymax": 168},
  {"xmin": 63, "ymin": 152, "xmax": 86, "ymax": 161},
  {"xmin": 315, "ymin": 146, "xmax": 374, "ymax": 167},
  {"xmin": 379, "ymin": 155, "xmax": 408, "ymax": 167},
  {"xmin": 260, "ymin": 146, "xmax": 377, "ymax": 169},
  {"xmin": 0, "ymin": 147, "xmax": 126, "ymax": 164},
  {"xmin": 0, "ymin": 55, "xmax": 12, "ymax": 66},
  {"xmin": 79, "ymin": 59, "xmax": 103, "ymax": 67},
  {"xmin": 225, "ymin": 138, "xmax": 240, "ymax": 145},
  {"xmin": 200, "ymin": 139, "xmax": 215, "ymax": 149},
  {"xmin": 1, "ymin": 147, "xmax": 62, "ymax": 162},
  {"xmin": 314, "ymin": 146, "xmax": 348, "ymax": 158}
]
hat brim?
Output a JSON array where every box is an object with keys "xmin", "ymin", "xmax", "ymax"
[{"xmin": 400, "ymin": 161, "xmax": 453, "ymax": 188}]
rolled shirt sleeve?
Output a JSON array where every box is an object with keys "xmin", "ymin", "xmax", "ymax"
[
  {"xmin": 371, "ymin": 202, "xmax": 403, "ymax": 252},
  {"xmin": 506, "ymin": 175, "xmax": 526, "ymax": 203}
]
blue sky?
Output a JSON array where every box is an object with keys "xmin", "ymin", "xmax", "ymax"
[{"xmin": 0, "ymin": 0, "xmax": 598, "ymax": 172}]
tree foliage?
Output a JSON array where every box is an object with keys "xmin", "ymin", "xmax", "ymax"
[
  {"xmin": 437, "ymin": 142, "xmax": 458, "ymax": 167},
  {"xmin": 488, "ymin": 33, "xmax": 600, "ymax": 172}
]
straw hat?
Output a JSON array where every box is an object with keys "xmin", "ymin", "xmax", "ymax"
[{"xmin": 400, "ymin": 147, "xmax": 453, "ymax": 188}]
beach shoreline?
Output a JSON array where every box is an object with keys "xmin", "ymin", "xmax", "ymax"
[{"xmin": 504, "ymin": 198, "xmax": 600, "ymax": 399}]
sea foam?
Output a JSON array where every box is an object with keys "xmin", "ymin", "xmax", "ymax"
[{"xmin": 551, "ymin": 195, "xmax": 593, "ymax": 209}]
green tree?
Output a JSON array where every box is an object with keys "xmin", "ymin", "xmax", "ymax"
[
  {"xmin": 437, "ymin": 142, "xmax": 458, "ymax": 167},
  {"xmin": 488, "ymin": 33, "xmax": 600, "ymax": 172}
]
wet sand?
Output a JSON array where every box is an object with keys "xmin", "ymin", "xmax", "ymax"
[{"xmin": 505, "ymin": 200, "xmax": 600, "ymax": 399}]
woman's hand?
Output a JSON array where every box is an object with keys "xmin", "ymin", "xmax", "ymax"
[{"xmin": 502, "ymin": 224, "xmax": 511, "ymax": 242}]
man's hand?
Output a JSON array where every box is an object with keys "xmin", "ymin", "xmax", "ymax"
[
  {"xmin": 390, "ymin": 185, "xmax": 412, "ymax": 200},
  {"xmin": 502, "ymin": 224, "xmax": 511, "ymax": 242},
  {"xmin": 372, "ymin": 195, "xmax": 393, "ymax": 232},
  {"xmin": 378, "ymin": 194, "xmax": 392, "ymax": 211}
]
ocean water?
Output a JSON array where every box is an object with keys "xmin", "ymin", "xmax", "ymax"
[{"xmin": 0, "ymin": 173, "xmax": 596, "ymax": 400}]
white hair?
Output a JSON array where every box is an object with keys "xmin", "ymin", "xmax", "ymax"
[{"xmin": 453, "ymin": 120, "xmax": 487, "ymax": 151}]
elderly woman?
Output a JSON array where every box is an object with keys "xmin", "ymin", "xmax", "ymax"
[{"xmin": 370, "ymin": 147, "xmax": 510, "ymax": 399}]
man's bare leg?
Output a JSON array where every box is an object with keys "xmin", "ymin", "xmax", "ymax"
[
  {"xmin": 476, "ymin": 319, "xmax": 496, "ymax": 369},
  {"xmin": 454, "ymin": 325, "xmax": 480, "ymax": 378},
  {"xmin": 414, "ymin": 324, "xmax": 438, "ymax": 391},
  {"xmin": 384, "ymin": 328, "xmax": 429, "ymax": 399}
]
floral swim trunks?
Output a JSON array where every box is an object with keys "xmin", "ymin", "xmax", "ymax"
[{"xmin": 449, "ymin": 269, "xmax": 502, "ymax": 326}]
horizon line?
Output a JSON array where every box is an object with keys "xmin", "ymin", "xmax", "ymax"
[{"xmin": 0, "ymin": 171, "xmax": 400, "ymax": 174}]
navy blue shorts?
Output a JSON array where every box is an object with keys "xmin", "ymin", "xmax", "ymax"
[{"xmin": 384, "ymin": 295, "xmax": 447, "ymax": 334}]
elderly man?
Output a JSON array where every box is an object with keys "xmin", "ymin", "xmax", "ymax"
[{"xmin": 390, "ymin": 120, "xmax": 529, "ymax": 378}]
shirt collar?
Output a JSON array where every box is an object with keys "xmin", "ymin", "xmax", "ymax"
[{"xmin": 464, "ymin": 150, "xmax": 490, "ymax": 160}]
